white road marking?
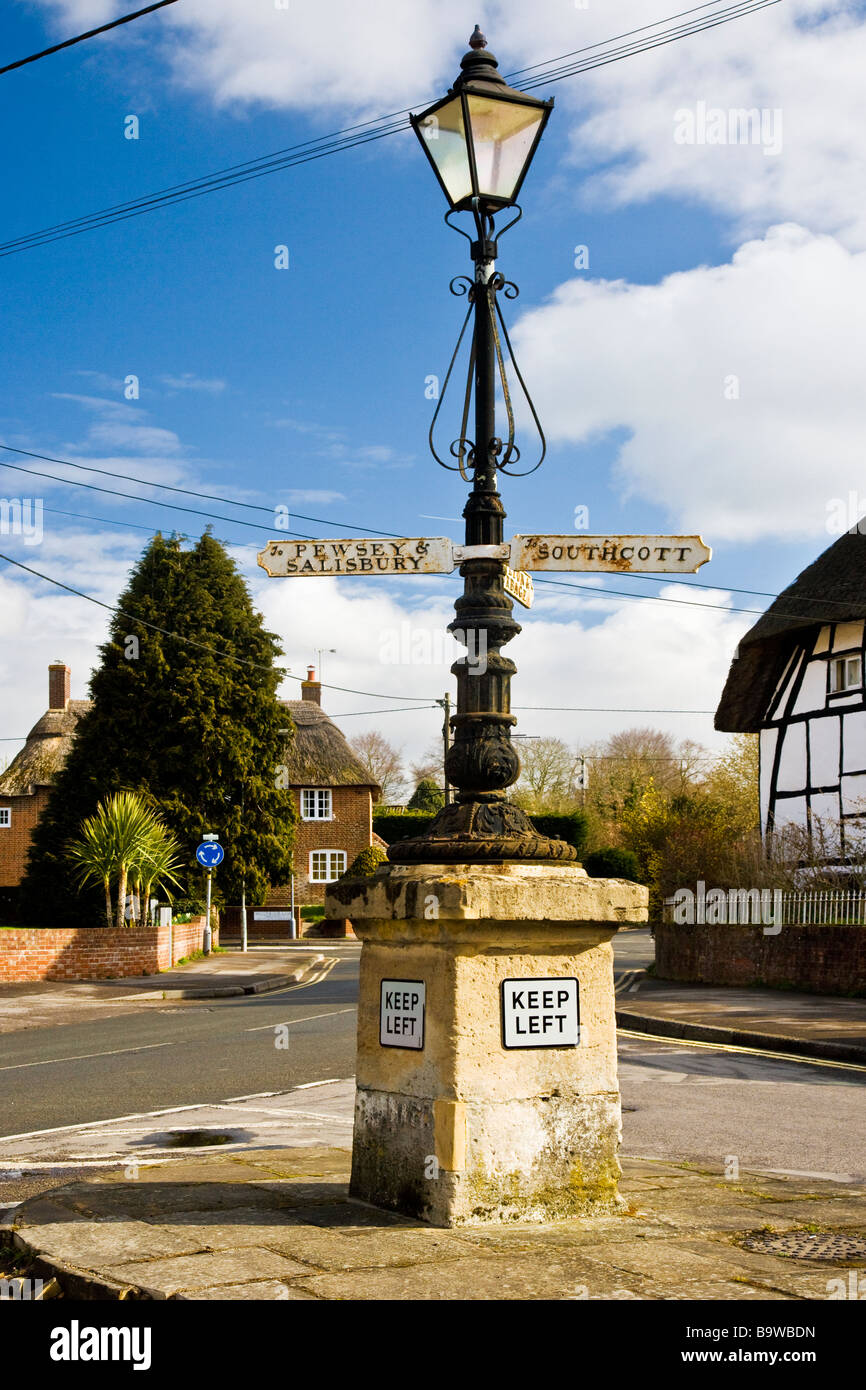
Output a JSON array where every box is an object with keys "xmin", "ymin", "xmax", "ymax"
[
  {"xmin": 244, "ymin": 1006, "xmax": 356, "ymax": 1033},
  {"xmin": 220, "ymin": 1090, "xmax": 284, "ymax": 1102},
  {"xmin": 0, "ymin": 1041, "xmax": 174, "ymax": 1073},
  {"xmin": 0, "ymin": 1077, "xmax": 354, "ymax": 1146},
  {"xmin": 0, "ymin": 1100, "xmax": 217, "ymax": 1144},
  {"xmin": 618, "ymin": 1028, "xmax": 866, "ymax": 1074}
]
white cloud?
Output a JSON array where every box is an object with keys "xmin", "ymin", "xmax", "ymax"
[
  {"xmin": 280, "ymin": 491, "xmax": 346, "ymax": 504},
  {"xmin": 248, "ymin": 564, "xmax": 746, "ymax": 762},
  {"xmin": 513, "ymin": 223, "xmax": 866, "ymax": 542},
  {"xmin": 160, "ymin": 374, "xmax": 226, "ymax": 395},
  {"xmin": 500, "ymin": 0, "xmax": 866, "ymax": 249},
  {"xmin": 33, "ymin": 1, "xmax": 866, "ymax": 247},
  {"xmin": 1, "ymin": 528, "xmax": 745, "ymax": 774}
]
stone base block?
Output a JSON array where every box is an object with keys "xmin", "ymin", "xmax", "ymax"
[
  {"xmin": 350, "ymin": 1089, "xmax": 622, "ymax": 1226},
  {"xmin": 326, "ymin": 862, "xmax": 648, "ymax": 1227}
]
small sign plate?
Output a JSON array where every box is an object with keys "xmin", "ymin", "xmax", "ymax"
[
  {"xmin": 503, "ymin": 566, "xmax": 534, "ymax": 609},
  {"xmin": 501, "ymin": 978, "xmax": 580, "ymax": 1049},
  {"xmin": 195, "ymin": 842, "xmax": 224, "ymax": 868},
  {"xmin": 380, "ymin": 979, "xmax": 426, "ymax": 1050}
]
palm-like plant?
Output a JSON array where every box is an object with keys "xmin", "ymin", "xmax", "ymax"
[
  {"xmin": 134, "ymin": 825, "xmax": 184, "ymax": 926},
  {"xmin": 67, "ymin": 793, "xmax": 184, "ymax": 928},
  {"xmin": 67, "ymin": 802, "xmax": 117, "ymax": 928}
]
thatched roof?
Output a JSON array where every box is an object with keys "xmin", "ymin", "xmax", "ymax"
[
  {"xmin": 280, "ymin": 700, "xmax": 379, "ymax": 790},
  {"xmin": 0, "ymin": 700, "xmax": 91, "ymax": 796},
  {"xmin": 716, "ymin": 528, "xmax": 866, "ymax": 733}
]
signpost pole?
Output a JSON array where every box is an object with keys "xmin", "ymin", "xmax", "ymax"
[
  {"xmin": 240, "ymin": 880, "xmax": 247, "ymax": 954},
  {"xmin": 204, "ymin": 871, "xmax": 212, "ymax": 956},
  {"xmin": 439, "ymin": 693, "xmax": 452, "ymax": 805}
]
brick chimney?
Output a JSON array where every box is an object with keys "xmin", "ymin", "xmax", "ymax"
[
  {"xmin": 301, "ymin": 664, "xmax": 321, "ymax": 705},
  {"xmin": 48, "ymin": 661, "xmax": 71, "ymax": 710}
]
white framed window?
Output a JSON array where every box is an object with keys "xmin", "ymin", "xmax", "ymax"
[
  {"xmin": 830, "ymin": 655, "xmax": 862, "ymax": 693},
  {"xmin": 309, "ymin": 849, "xmax": 347, "ymax": 883},
  {"xmin": 0, "ymin": 808, "xmax": 10, "ymax": 829},
  {"xmin": 301, "ymin": 788, "xmax": 332, "ymax": 821}
]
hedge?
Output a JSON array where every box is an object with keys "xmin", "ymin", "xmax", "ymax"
[
  {"xmin": 373, "ymin": 812, "xmax": 434, "ymax": 844},
  {"xmin": 583, "ymin": 847, "xmax": 642, "ymax": 882}
]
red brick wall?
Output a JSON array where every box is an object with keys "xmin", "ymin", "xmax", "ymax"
[
  {"xmin": 267, "ymin": 784, "xmax": 373, "ymax": 907},
  {"xmin": 654, "ymin": 922, "xmax": 866, "ymax": 996},
  {"xmin": 0, "ymin": 790, "xmax": 51, "ymax": 889},
  {"xmin": 0, "ymin": 916, "xmax": 211, "ymax": 982}
]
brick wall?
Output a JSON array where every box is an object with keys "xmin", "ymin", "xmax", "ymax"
[
  {"xmin": 0, "ymin": 916, "xmax": 212, "ymax": 983},
  {"xmin": 0, "ymin": 789, "xmax": 50, "ymax": 889},
  {"xmin": 654, "ymin": 922, "xmax": 866, "ymax": 996},
  {"xmin": 266, "ymin": 784, "xmax": 373, "ymax": 907}
]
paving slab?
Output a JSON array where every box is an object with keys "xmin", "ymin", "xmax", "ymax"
[
  {"xmin": 105, "ymin": 1247, "xmax": 313, "ymax": 1298},
  {"xmin": 178, "ymin": 1280, "xmax": 318, "ymax": 1300},
  {"xmin": 7, "ymin": 1146, "xmax": 865, "ymax": 1301}
]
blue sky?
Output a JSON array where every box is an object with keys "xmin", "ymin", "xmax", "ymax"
[{"xmin": 2, "ymin": 0, "xmax": 865, "ymax": 780}]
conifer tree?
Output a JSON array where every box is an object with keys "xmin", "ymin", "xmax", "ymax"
[{"xmin": 23, "ymin": 532, "xmax": 295, "ymax": 924}]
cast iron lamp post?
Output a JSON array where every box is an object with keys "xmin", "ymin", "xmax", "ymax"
[{"xmin": 390, "ymin": 28, "xmax": 575, "ymax": 865}]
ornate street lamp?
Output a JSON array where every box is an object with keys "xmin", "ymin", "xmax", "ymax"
[
  {"xmin": 390, "ymin": 29, "xmax": 574, "ymax": 866},
  {"xmin": 410, "ymin": 26, "xmax": 552, "ymax": 215}
]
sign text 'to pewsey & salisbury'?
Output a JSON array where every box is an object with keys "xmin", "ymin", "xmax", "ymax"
[{"xmin": 258, "ymin": 538, "xmax": 453, "ymax": 576}]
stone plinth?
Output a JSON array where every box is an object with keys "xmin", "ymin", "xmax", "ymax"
[{"xmin": 325, "ymin": 862, "xmax": 648, "ymax": 1227}]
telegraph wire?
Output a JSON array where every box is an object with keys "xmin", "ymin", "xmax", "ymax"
[
  {"xmin": 0, "ymin": 0, "xmax": 179, "ymax": 78},
  {"xmin": 0, "ymin": 0, "xmax": 786, "ymax": 257},
  {"xmin": 0, "ymin": 461, "xmax": 854, "ymax": 624},
  {"xmin": 506, "ymin": 0, "xmax": 766, "ymax": 80},
  {"xmin": 0, "ymin": 550, "xmax": 434, "ymax": 702},
  {"xmin": 0, "ymin": 456, "xmax": 318, "ymax": 537},
  {"xmin": 0, "ymin": 442, "xmax": 400, "ymax": 537},
  {"xmin": 3, "ymin": 443, "xmax": 859, "ymax": 613},
  {"xmin": 518, "ymin": 0, "xmax": 781, "ymax": 91}
]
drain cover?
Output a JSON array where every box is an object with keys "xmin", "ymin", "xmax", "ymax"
[{"xmin": 744, "ymin": 1231, "xmax": 866, "ymax": 1262}]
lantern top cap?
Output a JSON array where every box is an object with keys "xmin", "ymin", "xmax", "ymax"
[
  {"xmin": 449, "ymin": 25, "xmax": 508, "ymax": 95},
  {"xmin": 447, "ymin": 26, "xmax": 550, "ymax": 106}
]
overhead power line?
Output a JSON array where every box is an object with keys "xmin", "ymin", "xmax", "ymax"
[
  {"xmin": 0, "ymin": 0, "xmax": 784, "ymax": 258},
  {"xmin": 0, "ymin": 455, "xmax": 314, "ymax": 538},
  {"xmin": 0, "ymin": 0, "xmax": 179, "ymax": 78},
  {"xmin": 0, "ymin": 445, "xmax": 853, "ymax": 623},
  {"xmin": 0, "ymin": 549, "xmax": 434, "ymax": 703},
  {"xmin": 0, "ymin": 443, "xmax": 399, "ymax": 537},
  {"xmin": 516, "ymin": 0, "xmax": 781, "ymax": 91}
]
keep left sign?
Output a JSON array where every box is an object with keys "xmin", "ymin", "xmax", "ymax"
[
  {"xmin": 380, "ymin": 979, "xmax": 426, "ymax": 1050},
  {"xmin": 501, "ymin": 978, "xmax": 580, "ymax": 1049}
]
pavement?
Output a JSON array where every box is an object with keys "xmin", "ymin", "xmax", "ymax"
[
  {"xmin": 616, "ymin": 968, "xmax": 866, "ymax": 1064},
  {"xmin": 3, "ymin": 930, "xmax": 866, "ymax": 1301},
  {"xmin": 0, "ymin": 946, "xmax": 330, "ymax": 1032},
  {"xmin": 4, "ymin": 1134, "xmax": 864, "ymax": 1301}
]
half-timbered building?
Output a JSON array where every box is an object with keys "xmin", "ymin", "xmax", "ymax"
[{"xmin": 716, "ymin": 528, "xmax": 866, "ymax": 858}]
